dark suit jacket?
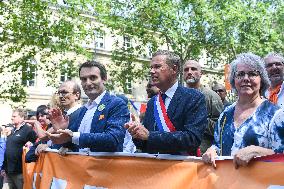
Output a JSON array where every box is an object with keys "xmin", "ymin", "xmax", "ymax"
[
  {"xmin": 67, "ymin": 92, "xmax": 130, "ymax": 152},
  {"xmin": 134, "ymin": 86, "xmax": 208, "ymax": 155}
]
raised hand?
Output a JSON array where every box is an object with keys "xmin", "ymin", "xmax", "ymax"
[
  {"xmin": 124, "ymin": 119, "xmax": 149, "ymax": 141},
  {"xmin": 49, "ymin": 108, "xmax": 69, "ymax": 131}
]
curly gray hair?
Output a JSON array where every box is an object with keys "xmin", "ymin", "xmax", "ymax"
[{"xmin": 229, "ymin": 52, "xmax": 270, "ymax": 96}]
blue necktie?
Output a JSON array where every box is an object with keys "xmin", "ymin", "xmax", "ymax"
[{"xmin": 161, "ymin": 93, "xmax": 167, "ymax": 104}]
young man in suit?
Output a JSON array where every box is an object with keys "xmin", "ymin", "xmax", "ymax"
[
  {"xmin": 47, "ymin": 61, "xmax": 130, "ymax": 152},
  {"xmin": 125, "ymin": 50, "xmax": 207, "ymax": 155}
]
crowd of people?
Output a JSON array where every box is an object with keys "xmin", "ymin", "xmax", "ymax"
[{"xmin": 0, "ymin": 50, "xmax": 284, "ymax": 188}]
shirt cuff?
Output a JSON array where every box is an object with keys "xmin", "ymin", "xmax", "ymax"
[{"xmin": 72, "ymin": 132, "xmax": 80, "ymax": 145}]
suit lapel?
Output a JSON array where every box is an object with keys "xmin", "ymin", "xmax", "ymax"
[
  {"xmin": 90, "ymin": 92, "xmax": 111, "ymax": 133},
  {"xmin": 167, "ymin": 86, "xmax": 182, "ymax": 120}
]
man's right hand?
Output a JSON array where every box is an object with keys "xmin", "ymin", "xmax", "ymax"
[
  {"xmin": 124, "ymin": 116, "xmax": 149, "ymax": 141},
  {"xmin": 49, "ymin": 108, "xmax": 69, "ymax": 131}
]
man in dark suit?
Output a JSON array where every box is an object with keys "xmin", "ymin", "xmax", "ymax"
[
  {"xmin": 125, "ymin": 50, "xmax": 207, "ymax": 155},
  {"xmin": 47, "ymin": 61, "xmax": 129, "ymax": 152}
]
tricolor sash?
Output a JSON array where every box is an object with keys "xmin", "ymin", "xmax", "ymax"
[{"xmin": 153, "ymin": 94, "xmax": 176, "ymax": 132}]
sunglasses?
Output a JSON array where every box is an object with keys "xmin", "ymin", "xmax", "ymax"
[{"xmin": 214, "ymin": 89, "xmax": 225, "ymax": 93}]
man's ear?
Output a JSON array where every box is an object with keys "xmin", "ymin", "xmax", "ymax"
[
  {"xmin": 74, "ymin": 92, "xmax": 80, "ymax": 100},
  {"xmin": 172, "ymin": 64, "xmax": 178, "ymax": 75},
  {"xmin": 102, "ymin": 76, "xmax": 108, "ymax": 84}
]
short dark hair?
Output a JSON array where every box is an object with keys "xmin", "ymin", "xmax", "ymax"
[
  {"xmin": 79, "ymin": 61, "xmax": 107, "ymax": 80},
  {"xmin": 36, "ymin": 105, "xmax": 48, "ymax": 119},
  {"xmin": 152, "ymin": 50, "xmax": 181, "ymax": 75}
]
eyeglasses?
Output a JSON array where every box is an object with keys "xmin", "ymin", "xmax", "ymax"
[
  {"xmin": 214, "ymin": 89, "xmax": 225, "ymax": 93},
  {"xmin": 56, "ymin": 91, "xmax": 73, "ymax": 97},
  {"xmin": 265, "ymin": 62, "xmax": 284, "ymax": 69},
  {"xmin": 235, "ymin": 70, "xmax": 260, "ymax": 80}
]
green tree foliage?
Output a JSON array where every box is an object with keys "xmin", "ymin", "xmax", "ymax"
[
  {"xmin": 0, "ymin": 0, "xmax": 92, "ymax": 103},
  {"xmin": 96, "ymin": 0, "xmax": 284, "ymax": 84},
  {"xmin": 1, "ymin": 0, "xmax": 284, "ymax": 102}
]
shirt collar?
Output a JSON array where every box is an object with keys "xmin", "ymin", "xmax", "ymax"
[
  {"xmin": 85, "ymin": 90, "xmax": 106, "ymax": 109},
  {"xmin": 14, "ymin": 122, "xmax": 25, "ymax": 132},
  {"xmin": 164, "ymin": 81, "xmax": 178, "ymax": 100},
  {"xmin": 66, "ymin": 104, "xmax": 81, "ymax": 116}
]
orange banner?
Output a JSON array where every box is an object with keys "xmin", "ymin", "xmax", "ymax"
[
  {"xmin": 224, "ymin": 64, "xmax": 231, "ymax": 90},
  {"xmin": 23, "ymin": 152, "xmax": 284, "ymax": 189}
]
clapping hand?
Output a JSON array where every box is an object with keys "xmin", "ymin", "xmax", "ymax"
[
  {"xmin": 49, "ymin": 108, "xmax": 69, "ymax": 131},
  {"xmin": 124, "ymin": 114, "xmax": 149, "ymax": 140}
]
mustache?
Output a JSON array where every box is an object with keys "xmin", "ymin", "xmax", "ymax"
[{"xmin": 186, "ymin": 78, "xmax": 199, "ymax": 83}]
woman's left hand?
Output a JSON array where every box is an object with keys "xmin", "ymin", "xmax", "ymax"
[{"xmin": 233, "ymin": 145, "xmax": 274, "ymax": 169}]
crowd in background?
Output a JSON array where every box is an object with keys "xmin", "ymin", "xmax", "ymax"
[{"xmin": 0, "ymin": 51, "xmax": 284, "ymax": 189}]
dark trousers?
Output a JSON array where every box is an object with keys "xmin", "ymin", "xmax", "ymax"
[{"xmin": 6, "ymin": 173, "xmax": 23, "ymax": 189}]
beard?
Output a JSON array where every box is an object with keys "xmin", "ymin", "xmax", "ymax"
[{"xmin": 186, "ymin": 78, "xmax": 199, "ymax": 84}]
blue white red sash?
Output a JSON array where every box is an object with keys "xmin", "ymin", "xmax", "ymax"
[{"xmin": 153, "ymin": 94, "xmax": 176, "ymax": 132}]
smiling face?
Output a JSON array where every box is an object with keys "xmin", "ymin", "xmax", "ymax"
[
  {"xmin": 265, "ymin": 56, "xmax": 284, "ymax": 87},
  {"xmin": 234, "ymin": 63, "xmax": 261, "ymax": 98},
  {"xmin": 80, "ymin": 66, "xmax": 106, "ymax": 101},
  {"xmin": 37, "ymin": 112, "xmax": 50, "ymax": 126}
]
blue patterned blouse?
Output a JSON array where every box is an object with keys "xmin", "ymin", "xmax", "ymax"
[{"xmin": 212, "ymin": 100, "xmax": 284, "ymax": 156}]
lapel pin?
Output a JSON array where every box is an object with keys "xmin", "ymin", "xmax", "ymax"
[
  {"xmin": 99, "ymin": 115, "xmax": 105, "ymax": 120},
  {"xmin": 98, "ymin": 104, "xmax": 105, "ymax": 111}
]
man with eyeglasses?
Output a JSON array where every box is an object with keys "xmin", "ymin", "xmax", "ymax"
[
  {"xmin": 57, "ymin": 80, "xmax": 82, "ymax": 118},
  {"xmin": 212, "ymin": 83, "xmax": 232, "ymax": 108},
  {"xmin": 183, "ymin": 60, "xmax": 224, "ymax": 155},
  {"xmin": 264, "ymin": 53, "xmax": 284, "ymax": 108},
  {"xmin": 47, "ymin": 61, "xmax": 129, "ymax": 153}
]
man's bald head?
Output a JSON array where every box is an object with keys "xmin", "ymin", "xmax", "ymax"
[
  {"xmin": 183, "ymin": 60, "xmax": 202, "ymax": 88},
  {"xmin": 184, "ymin": 60, "xmax": 202, "ymax": 71}
]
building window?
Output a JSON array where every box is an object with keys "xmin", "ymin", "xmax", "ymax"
[
  {"xmin": 123, "ymin": 36, "xmax": 131, "ymax": 50},
  {"xmin": 22, "ymin": 60, "xmax": 36, "ymax": 87},
  {"xmin": 60, "ymin": 63, "xmax": 73, "ymax": 83},
  {"xmin": 126, "ymin": 78, "xmax": 132, "ymax": 94},
  {"xmin": 95, "ymin": 31, "xmax": 105, "ymax": 49}
]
